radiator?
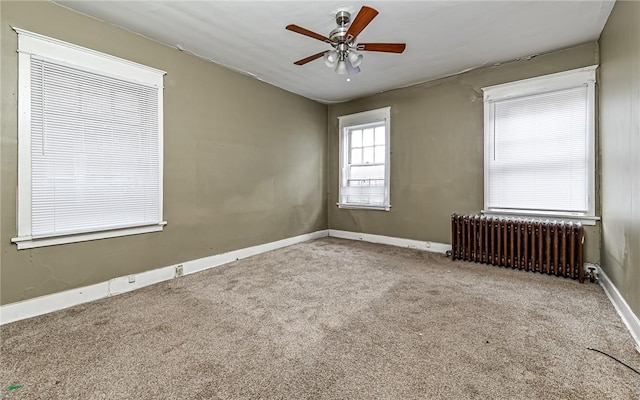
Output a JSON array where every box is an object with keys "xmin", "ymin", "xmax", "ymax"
[{"xmin": 450, "ymin": 214, "xmax": 585, "ymax": 283}]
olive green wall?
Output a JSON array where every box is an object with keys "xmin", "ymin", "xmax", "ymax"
[
  {"xmin": 328, "ymin": 43, "xmax": 601, "ymax": 264},
  {"xmin": 599, "ymin": 1, "xmax": 640, "ymax": 317},
  {"xmin": 0, "ymin": 1, "xmax": 328, "ymax": 305}
]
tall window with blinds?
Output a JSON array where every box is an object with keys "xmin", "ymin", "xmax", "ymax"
[
  {"xmin": 30, "ymin": 58, "xmax": 160, "ymax": 236},
  {"xmin": 338, "ymin": 107, "xmax": 391, "ymax": 211},
  {"xmin": 12, "ymin": 29, "xmax": 166, "ymax": 249},
  {"xmin": 483, "ymin": 66, "xmax": 597, "ymax": 218}
]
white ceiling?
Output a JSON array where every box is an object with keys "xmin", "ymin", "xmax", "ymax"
[{"xmin": 55, "ymin": 1, "xmax": 614, "ymax": 104}]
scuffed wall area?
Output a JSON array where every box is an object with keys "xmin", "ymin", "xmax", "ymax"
[{"xmin": 599, "ymin": 1, "xmax": 640, "ymax": 317}]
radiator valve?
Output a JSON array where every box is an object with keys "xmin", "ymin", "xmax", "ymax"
[{"xmin": 585, "ymin": 264, "xmax": 599, "ymax": 283}]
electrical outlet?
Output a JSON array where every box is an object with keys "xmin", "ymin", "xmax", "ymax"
[
  {"xmin": 175, "ymin": 265, "xmax": 183, "ymax": 278},
  {"xmin": 128, "ymin": 275, "xmax": 136, "ymax": 284}
]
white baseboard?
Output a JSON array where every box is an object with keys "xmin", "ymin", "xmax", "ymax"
[
  {"xmin": 328, "ymin": 229, "xmax": 451, "ymax": 254},
  {"xmin": 0, "ymin": 229, "xmax": 329, "ymax": 325},
  {"xmin": 598, "ymin": 269, "xmax": 640, "ymax": 348}
]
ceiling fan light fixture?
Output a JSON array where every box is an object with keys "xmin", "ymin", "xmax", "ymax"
[
  {"xmin": 324, "ymin": 50, "xmax": 338, "ymax": 67},
  {"xmin": 335, "ymin": 59, "xmax": 348, "ymax": 74},
  {"xmin": 348, "ymin": 51, "xmax": 363, "ymax": 68},
  {"xmin": 345, "ymin": 58, "xmax": 361, "ymax": 75}
]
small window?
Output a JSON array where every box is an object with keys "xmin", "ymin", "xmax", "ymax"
[
  {"xmin": 11, "ymin": 29, "xmax": 166, "ymax": 249},
  {"xmin": 338, "ymin": 107, "xmax": 391, "ymax": 210},
  {"xmin": 482, "ymin": 66, "xmax": 597, "ymax": 221}
]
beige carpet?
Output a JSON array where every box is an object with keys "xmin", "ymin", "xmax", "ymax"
[{"xmin": 1, "ymin": 237, "xmax": 639, "ymax": 399}]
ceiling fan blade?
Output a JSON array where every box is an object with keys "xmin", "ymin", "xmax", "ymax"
[
  {"xmin": 345, "ymin": 6, "xmax": 379, "ymax": 40},
  {"xmin": 359, "ymin": 43, "xmax": 406, "ymax": 53},
  {"xmin": 293, "ymin": 51, "xmax": 327, "ymax": 66},
  {"xmin": 286, "ymin": 24, "xmax": 331, "ymax": 43}
]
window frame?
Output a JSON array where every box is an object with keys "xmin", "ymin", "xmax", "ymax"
[
  {"xmin": 337, "ymin": 107, "xmax": 391, "ymax": 211},
  {"xmin": 482, "ymin": 65, "xmax": 599, "ymax": 225},
  {"xmin": 11, "ymin": 28, "xmax": 167, "ymax": 249}
]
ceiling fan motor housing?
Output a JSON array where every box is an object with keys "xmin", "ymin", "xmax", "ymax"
[{"xmin": 330, "ymin": 27, "xmax": 349, "ymax": 44}]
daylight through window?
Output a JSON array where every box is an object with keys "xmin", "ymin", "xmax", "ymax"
[
  {"xmin": 338, "ymin": 107, "xmax": 391, "ymax": 210},
  {"xmin": 483, "ymin": 66, "xmax": 597, "ymax": 220}
]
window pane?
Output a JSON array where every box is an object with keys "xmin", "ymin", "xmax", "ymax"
[
  {"xmin": 374, "ymin": 126, "xmax": 385, "ymax": 145},
  {"xmin": 362, "ymin": 128, "xmax": 374, "ymax": 146},
  {"xmin": 363, "ymin": 147, "xmax": 374, "ymax": 164},
  {"xmin": 351, "ymin": 130, "xmax": 362, "ymax": 148},
  {"xmin": 374, "ymin": 145, "xmax": 385, "ymax": 163},
  {"xmin": 351, "ymin": 148, "xmax": 362, "ymax": 164}
]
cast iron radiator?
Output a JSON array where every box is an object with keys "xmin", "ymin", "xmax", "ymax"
[{"xmin": 449, "ymin": 214, "xmax": 585, "ymax": 283}]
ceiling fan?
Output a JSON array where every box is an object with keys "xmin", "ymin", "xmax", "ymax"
[{"xmin": 286, "ymin": 6, "xmax": 406, "ymax": 75}]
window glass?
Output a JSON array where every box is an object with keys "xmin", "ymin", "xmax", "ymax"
[
  {"xmin": 374, "ymin": 127, "xmax": 385, "ymax": 145},
  {"xmin": 362, "ymin": 128, "xmax": 374, "ymax": 147}
]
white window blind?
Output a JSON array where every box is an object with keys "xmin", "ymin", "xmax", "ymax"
[
  {"xmin": 12, "ymin": 28, "xmax": 166, "ymax": 249},
  {"xmin": 29, "ymin": 57, "xmax": 161, "ymax": 237},
  {"xmin": 487, "ymin": 86, "xmax": 588, "ymax": 213}
]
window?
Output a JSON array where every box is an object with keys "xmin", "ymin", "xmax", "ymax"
[
  {"xmin": 11, "ymin": 29, "xmax": 166, "ymax": 249},
  {"xmin": 338, "ymin": 107, "xmax": 391, "ymax": 210},
  {"xmin": 482, "ymin": 66, "xmax": 597, "ymax": 223}
]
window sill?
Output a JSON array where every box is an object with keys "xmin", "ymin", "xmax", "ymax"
[
  {"xmin": 481, "ymin": 210, "xmax": 599, "ymax": 226},
  {"xmin": 337, "ymin": 203, "xmax": 391, "ymax": 211},
  {"xmin": 11, "ymin": 222, "xmax": 167, "ymax": 250}
]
